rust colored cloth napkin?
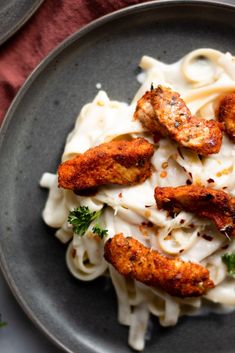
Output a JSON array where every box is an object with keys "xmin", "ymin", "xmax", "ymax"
[{"xmin": 0, "ymin": 0, "xmax": 150, "ymax": 124}]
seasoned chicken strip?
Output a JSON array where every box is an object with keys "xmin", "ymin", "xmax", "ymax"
[
  {"xmin": 58, "ymin": 138, "xmax": 154, "ymax": 193},
  {"xmin": 215, "ymin": 92, "xmax": 235, "ymax": 142},
  {"xmin": 104, "ymin": 233, "xmax": 214, "ymax": 297},
  {"xmin": 155, "ymin": 185, "xmax": 235, "ymax": 237},
  {"xmin": 134, "ymin": 86, "xmax": 223, "ymax": 155}
]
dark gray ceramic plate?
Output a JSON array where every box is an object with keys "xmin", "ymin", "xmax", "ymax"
[
  {"xmin": 0, "ymin": 0, "xmax": 43, "ymax": 45},
  {"xmin": 1, "ymin": 1, "xmax": 235, "ymax": 352}
]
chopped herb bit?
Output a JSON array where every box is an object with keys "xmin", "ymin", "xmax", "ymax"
[
  {"xmin": 222, "ymin": 253, "xmax": 235, "ymax": 277},
  {"xmin": 92, "ymin": 224, "xmax": 108, "ymax": 239},
  {"xmin": 68, "ymin": 206, "xmax": 102, "ymax": 236}
]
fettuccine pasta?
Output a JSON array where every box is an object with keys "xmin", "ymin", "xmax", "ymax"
[{"xmin": 40, "ymin": 48, "xmax": 235, "ymax": 351}]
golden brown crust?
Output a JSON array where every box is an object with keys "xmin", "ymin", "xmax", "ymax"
[
  {"xmin": 134, "ymin": 86, "xmax": 223, "ymax": 155},
  {"xmin": 104, "ymin": 233, "xmax": 214, "ymax": 297},
  {"xmin": 215, "ymin": 93, "xmax": 235, "ymax": 142},
  {"xmin": 154, "ymin": 185, "xmax": 235, "ymax": 237},
  {"xmin": 58, "ymin": 138, "xmax": 154, "ymax": 193}
]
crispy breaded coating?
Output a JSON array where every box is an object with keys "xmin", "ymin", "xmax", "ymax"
[
  {"xmin": 104, "ymin": 233, "xmax": 214, "ymax": 297},
  {"xmin": 58, "ymin": 138, "xmax": 154, "ymax": 194},
  {"xmin": 134, "ymin": 86, "xmax": 223, "ymax": 155},
  {"xmin": 155, "ymin": 185, "xmax": 235, "ymax": 237},
  {"xmin": 215, "ymin": 92, "xmax": 235, "ymax": 142}
]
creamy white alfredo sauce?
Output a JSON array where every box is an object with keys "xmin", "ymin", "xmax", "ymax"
[{"xmin": 40, "ymin": 49, "xmax": 235, "ymax": 351}]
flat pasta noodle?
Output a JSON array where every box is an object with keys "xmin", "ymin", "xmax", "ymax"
[{"xmin": 41, "ymin": 48, "xmax": 235, "ymax": 351}]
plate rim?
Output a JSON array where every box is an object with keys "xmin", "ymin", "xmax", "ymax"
[
  {"xmin": 0, "ymin": 0, "xmax": 44, "ymax": 46},
  {"xmin": 0, "ymin": 1, "xmax": 235, "ymax": 352}
]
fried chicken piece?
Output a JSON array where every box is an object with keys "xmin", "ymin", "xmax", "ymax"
[
  {"xmin": 134, "ymin": 86, "xmax": 223, "ymax": 155},
  {"xmin": 104, "ymin": 233, "xmax": 214, "ymax": 297},
  {"xmin": 215, "ymin": 92, "xmax": 235, "ymax": 142},
  {"xmin": 155, "ymin": 185, "xmax": 235, "ymax": 237},
  {"xmin": 58, "ymin": 138, "xmax": 154, "ymax": 193}
]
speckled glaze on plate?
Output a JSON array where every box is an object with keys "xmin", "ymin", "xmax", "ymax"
[
  {"xmin": 1, "ymin": 1, "xmax": 235, "ymax": 352},
  {"xmin": 0, "ymin": 0, "xmax": 43, "ymax": 45}
]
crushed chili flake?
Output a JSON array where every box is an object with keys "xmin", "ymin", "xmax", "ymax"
[
  {"xmin": 189, "ymin": 172, "xmax": 192, "ymax": 178},
  {"xmin": 189, "ymin": 223, "xmax": 195, "ymax": 228},
  {"xmin": 202, "ymin": 234, "xmax": 213, "ymax": 241},
  {"xmin": 177, "ymin": 147, "xmax": 184, "ymax": 159},
  {"xmin": 139, "ymin": 224, "xmax": 148, "ymax": 236},
  {"xmin": 145, "ymin": 205, "xmax": 152, "ymax": 208},
  {"xmin": 161, "ymin": 161, "xmax": 168, "ymax": 169},
  {"xmin": 160, "ymin": 171, "xmax": 167, "ymax": 178},
  {"xmin": 207, "ymin": 178, "xmax": 214, "ymax": 183},
  {"xmin": 186, "ymin": 179, "xmax": 192, "ymax": 185},
  {"xmin": 221, "ymin": 244, "xmax": 229, "ymax": 250},
  {"xmin": 118, "ymin": 192, "xmax": 123, "ymax": 198},
  {"xmin": 71, "ymin": 248, "xmax": 76, "ymax": 258},
  {"xmin": 179, "ymin": 249, "xmax": 184, "ymax": 253},
  {"xmin": 197, "ymin": 232, "xmax": 201, "ymax": 237},
  {"xmin": 180, "ymin": 219, "xmax": 185, "ymax": 224},
  {"xmin": 222, "ymin": 186, "xmax": 228, "ymax": 190},
  {"xmin": 165, "ymin": 233, "xmax": 172, "ymax": 240},
  {"xmin": 141, "ymin": 221, "xmax": 154, "ymax": 228}
]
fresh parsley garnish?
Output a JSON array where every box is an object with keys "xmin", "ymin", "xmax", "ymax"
[
  {"xmin": 222, "ymin": 253, "xmax": 235, "ymax": 277},
  {"xmin": 68, "ymin": 206, "xmax": 108, "ymax": 239},
  {"xmin": 92, "ymin": 224, "xmax": 108, "ymax": 239}
]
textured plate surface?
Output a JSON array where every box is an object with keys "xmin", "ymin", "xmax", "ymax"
[
  {"xmin": 1, "ymin": 1, "xmax": 235, "ymax": 352},
  {"xmin": 0, "ymin": 0, "xmax": 43, "ymax": 45}
]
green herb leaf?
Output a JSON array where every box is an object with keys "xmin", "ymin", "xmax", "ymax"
[
  {"xmin": 222, "ymin": 253, "xmax": 235, "ymax": 277},
  {"xmin": 68, "ymin": 206, "xmax": 101, "ymax": 236},
  {"xmin": 92, "ymin": 224, "xmax": 108, "ymax": 239}
]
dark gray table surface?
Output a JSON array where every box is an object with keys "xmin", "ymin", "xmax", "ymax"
[{"xmin": 1, "ymin": 0, "xmax": 235, "ymax": 352}]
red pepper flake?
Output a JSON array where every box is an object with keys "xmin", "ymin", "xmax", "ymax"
[
  {"xmin": 118, "ymin": 192, "xmax": 123, "ymax": 198},
  {"xmin": 222, "ymin": 186, "xmax": 228, "ymax": 190},
  {"xmin": 179, "ymin": 249, "xmax": 184, "ymax": 253},
  {"xmin": 177, "ymin": 147, "xmax": 184, "ymax": 159},
  {"xmin": 139, "ymin": 224, "xmax": 148, "ymax": 236},
  {"xmin": 197, "ymin": 232, "xmax": 201, "ymax": 237},
  {"xmin": 160, "ymin": 171, "xmax": 167, "ymax": 178},
  {"xmin": 221, "ymin": 244, "xmax": 229, "ymax": 250},
  {"xmin": 71, "ymin": 248, "xmax": 76, "ymax": 258},
  {"xmin": 186, "ymin": 179, "xmax": 192, "ymax": 185},
  {"xmin": 189, "ymin": 172, "xmax": 192, "ymax": 178},
  {"xmin": 161, "ymin": 161, "xmax": 168, "ymax": 169},
  {"xmin": 145, "ymin": 205, "xmax": 152, "ymax": 208},
  {"xmin": 189, "ymin": 223, "xmax": 195, "ymax": 229},
  {"xmin": 202, "ymin": 234, "xmax": 213, "ymax": 241},
  {"xmin": 141, "ymin": 221, "xmax": 154, "ymax": 228},
  {"xmin": 165, "ymin": 232, "xmax": 172, "ymax": 240},
  {"xmin": 207, "ymin": 178, "xmax": 214, "ymax": 183},
  {"xmin": 180, "ymin": 219, "xmax": 185, "ymax": 224}
]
